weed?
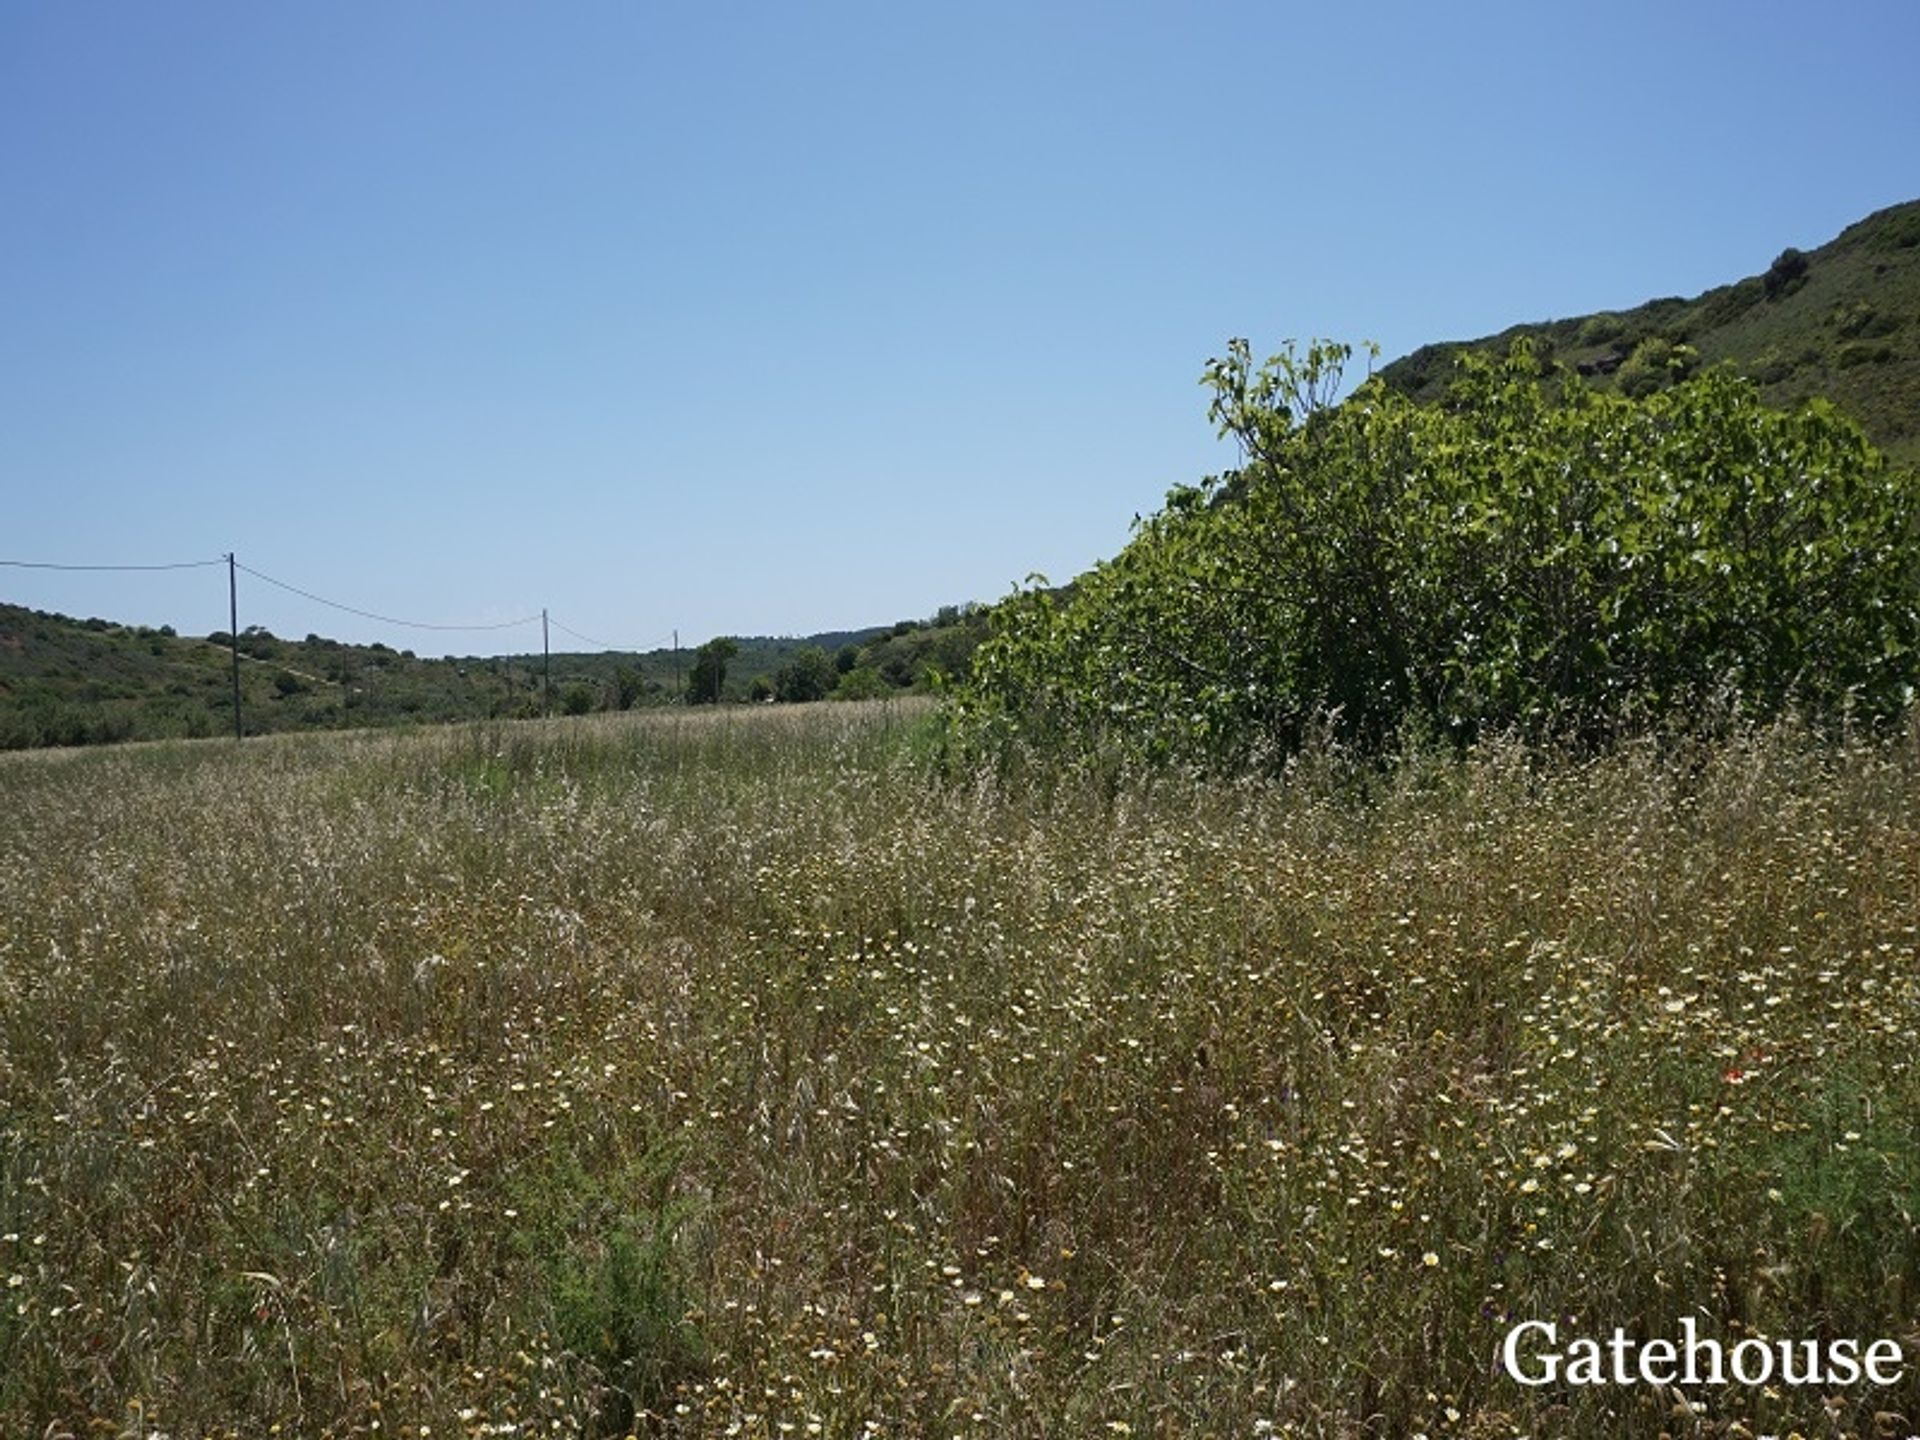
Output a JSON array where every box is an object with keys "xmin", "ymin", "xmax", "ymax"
[{"xmin": 2, "ymin": 705, "xmax": 1918, "ymax": 1434}]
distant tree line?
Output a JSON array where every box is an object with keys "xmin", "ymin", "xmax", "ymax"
[{"xmin": 681, "ymin": 607, "xmax": 989, "ymax": 707}]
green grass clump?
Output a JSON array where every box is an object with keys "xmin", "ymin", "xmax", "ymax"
[{"xmin": 2, "ymin": 702, "xmax": 1918, "ymax": 1436}]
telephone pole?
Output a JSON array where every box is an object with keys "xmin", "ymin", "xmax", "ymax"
[
  {"xmin": 542, "ymin": 608, "xmax": 551, "ymax": 717},
  {"xmin": 228, "ymin": 552, "xmax": 242, "ymax": 740}
]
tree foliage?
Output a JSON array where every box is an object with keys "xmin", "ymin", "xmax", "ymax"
[
  {"xmin": 956, "ymin": 340, "xmax": 1920, "ymax": 769},
  {"xmin": 1765, "ymin": 245, "xmax": 1811, "ymax": 300},
  {"xmin": 685, "ymin": 637, "xmax": 738, "ymax": 705},
  {"xmin": 834, "ymin": 664, "xmax": 890, "ymax": 701},
  {"xmin": 613, "ymin": 665, "xmax": 645, "ymax": 711},
  {"xmin": 773, "ymin": 645, "xmax": 838, "ymax": 703}
]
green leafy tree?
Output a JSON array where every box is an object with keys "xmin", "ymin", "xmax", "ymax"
[
  {"xmin": 958, "ymin": 340, "xmax": 1920, "ymax": 769},
  {"xmin": 773, "ymin": 645, "xmax": 837, "ymax": 703},
  {"xmin": 612, "ymin": 666, "xmax": 644, "ymax": 711},
  {"xmin": 834, "ymin": 665, "xmax": 890, "ymax": 700},
  {"xmin": 685, "ymin": 638, "xmax": 738, "ymax": 705},
  {"xmin": 1764, "ymin": 246, "xmax": 1810, "ymax": 299}
]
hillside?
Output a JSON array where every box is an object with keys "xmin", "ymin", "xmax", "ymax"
[
  {"xmin": 0, "ymin": 603, "xmax": 986, "ymax": 749},
  {"xmin": 1379, "ymin": 199, "xmax": 1920, "ymax": 464},
  {"xmin": 0, "ymin": 605, "xmax": 552, "ymax": 747},
  {"xmin": 13, "ymin": 201, "xmax": 1912, "ymax": 752},
  {"xmin": 457, "ymin": 608, "xmax": 984, "ymax": 708}
]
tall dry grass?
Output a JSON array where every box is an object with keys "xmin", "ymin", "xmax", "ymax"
[{"xmin": 2, "ymin": 703, "xmax": 1917, "ymax": 1437}]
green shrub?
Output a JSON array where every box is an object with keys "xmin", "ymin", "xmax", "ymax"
[
  {"xmin": 1693, "ymin": 276, "xmax": 1764, "ymax": 330},
  {"xmin": 1830, "ymin": 300, "xmax": 1898, "ymax": 338},
  {"xmin": 772, "ymin": 645, "xmax": 836, "ymax": 703},
  {"xmin": 1575, "ymin": 312, "xmax": 1625, "ymax": 347},
  {"xmin": 957, "ymin": 340, "xmax": 1920, "ymax": 769},
  {"xmin": 1764, "ymin": 246, "xmax": 1810, "ymax": 299},
  {"xmin": 548, "ymin": 1221, "xmax": 704, "ymax": 1430},
  {"xmin": 834, "ymin": 664, "xmax": 890, "ymax": 700},
  {"xmin": 1835, "ymin": 340, "xmax": 1895, "ymax": 369},
  {"xmin": 613, "ymin": 666, "xmax": 644, "ymax": 711},
  {"xmin": 512, "ymin": 1148, "xmax": 707, "ymax": 1435},
  {"xmin": 1614, "ymin": 335, "xmax": 1698, "ymax": 397},
  {"xmin": 686, "ymin": 638, "xmax": 737, "ymax": 704}
]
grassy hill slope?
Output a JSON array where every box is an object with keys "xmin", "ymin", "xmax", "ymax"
[
  {"xmin": 0, "ymin": 605, "xmax": 555, "ymax": 747},
  {"xmin": 1379, "ymin": 199, "xmax": 1920, "ymax": 464},
  {"xmin": 0, "ymin": 603, "xmax": 985, "ymax": 749}
]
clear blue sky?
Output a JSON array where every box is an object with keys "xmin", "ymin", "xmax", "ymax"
[{"xmin": 4, "ymin": 2, "xmax": 1916, "ymax": 654}]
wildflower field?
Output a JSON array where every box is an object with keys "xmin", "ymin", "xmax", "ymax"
[{"xmin": 3, "ymin": 702, "xmax": 1919, "ymax": 1438}]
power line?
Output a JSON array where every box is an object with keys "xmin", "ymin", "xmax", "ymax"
[
  {"xmin": 548, "ymin": 616, "xmax": 612, "ymax": 649},
  {"xmin": 546, "ymin": 616, "xmax": 677, "ymax": 653},
  {"xmin": 234, "ymin": 562, "xmax": 542, "ymax": 633},
  {"xmin": 5, "ymin": 550, "xmax": 663, "ymax": 653},
  {"xmin": 1, "ymin": 556, "xmax": 224, "ymax": 571}
]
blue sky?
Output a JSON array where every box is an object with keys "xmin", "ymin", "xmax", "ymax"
[{"xmin": 4, "ymin": 2, "xmax": 1916, "ymax": 654}]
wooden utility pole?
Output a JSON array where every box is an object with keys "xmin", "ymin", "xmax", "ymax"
[
  {"xmin": 542, "ymin": 608, "xmax": 551, "ymax": 717},
  {"xmin": 228, "ymin": 553, "xmax": 242, "ymax": 740},
  {"xmin": 673, "ymin": 628, "xmax": 682, "ymax": 702}
]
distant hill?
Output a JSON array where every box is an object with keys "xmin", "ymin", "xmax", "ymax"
[
  {"xmin": 492, "ymin": 609, "xmax": 986, "ymax": 705},
  {"xmin": 0, "ymin": 602, "xmax": 986, "ymax": 750},
  {"xmin": 18, "ymin": 205, "xmax": 1911, "ymax": 752},
  {"xmin": 1378, "ymin": 199, "xmax": 1920, "ymax": 465},
  {"xmin": 0, "ymin": 605, "xmax": 550, "ymax": 747}
]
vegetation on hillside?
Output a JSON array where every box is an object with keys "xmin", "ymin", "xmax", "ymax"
[
  {"xmin": 957, "ymin": 339, "xmax": 1920, "ymax": 770},
  {"xmin": 4, "ymin": 706, "xmax": 1919, "ymax": 1436},
  {"xmin": 0, "ymin": 606, "xmax": 560, "ymax": 749},
  {"xmin": 9, "ymin": 201, "xmax": 1914, "ymax": 753},
  {"xmin": 0, "ymin": 603, "xmax": 987, "ymax": 750},
  {"xmin": 7, "ymin": 280, "xmax": 1917, "ymax": 1434},
  {"xmin": 1380, "ymin": 198, "xmax": 1920, "ymax": 466}
]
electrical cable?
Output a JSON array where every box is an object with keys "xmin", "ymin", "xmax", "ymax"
[
  {"xmin": 546, "ymin": 617, "xmax": 675, "ymax": 653},
  {"xmin": 4, "ymin": 554, "xmax": 667, "ymax": 651},
  {"xmin": 1, "ymin": 557, "xmax": 224, "ymax": 571},
  {"xmin": 234, "ymin": 562, "xmax": 542, "ymax": 633},
  {"xmin": 546, "ymin": 617, "xmax": 611, "ymax": 649}
]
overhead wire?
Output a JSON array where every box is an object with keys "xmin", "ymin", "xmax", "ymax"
[
  {"xmin": 5, "ymin": 553, "xmax": 670, "ymax": 652},
  {"xmin": 234, "ymin": 561, "xmax": 543, "ymax": 633},
  {"xmin": 546, "ymin": 617, "xmax": 678, "ymax": 653},
  {"xmin": 1, "ymin": 556, "xmax": 224, "ymax": 571}
]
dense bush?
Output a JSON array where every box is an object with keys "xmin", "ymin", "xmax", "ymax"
[
  {"xmin": 957, "ymin": 340, "xmax": 1920, "ymax": 769},
  {"xmin": 1837, "ymin": 340, "xmax": 1895, "ymax": 369},
  {"xmin": 1613, "ymin": 334, "xmax": 1699, "ymax": 397},
  {"xmin": 834, "ymin": 664, "xmax": 890, "ymax": 700},
  {"xmin": 685, "ymin": 637, "xmax": 737, "ymax": 704},
  {"xmin": 1764, "ymin": 245, "xmax": 1811, "ymax": 299},
  {"xmin": 1691, "ymin": 276, "xmax": 1764, "ymax": 330},
  {"xmin": 1574, "ymin": 312, "xmax": 1626, "ymax": 347},
  {"xmin": 772, "ymin": 645, "xmax": 837, "ymax": 703}
]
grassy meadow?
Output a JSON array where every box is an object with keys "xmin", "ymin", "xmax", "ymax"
[{"xmin": 3, "ymin": 703, "xmax": 1919, "ymax": 1438}]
